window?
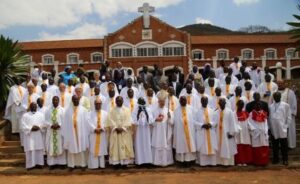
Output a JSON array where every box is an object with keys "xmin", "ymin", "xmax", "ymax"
[
  {"xmin": 91, "ymin": 52, "xmax": 103, "ymax": 63},
  {"xmin": 216, "ymin": 49, "xmax": 229, "ymax": 60},
  {"xmin": 110, "ymin": 42, "xmax": 134, "ymax": 58},
  {"xmin": 162, "ymin": 41, "xmax": 185, "ymax": 56},
  {"xmin": 122, "ymin": 48, "xmax": 133, "ymax": 57},
  {"xmin": 286, "ymin": 48, "xmax": 297, "ymax": 58},
  {"xmin": 136, "ymin": 42, "xmax": 159, "ymax": 57},
  {"xmin": 112, "ymin": 49, "xmax": 122, "ymax": 57},
  {"xmin": 264, "ymin": 48, "xmax": 277, "ymax": 59},
  {"xmin": 42, "ymin": 54, "xmax": 54, "ymax": 64},
  {"xmin": 163, "ymin": 47, "xmax": 173, "ymax": 56},
  {"xmin": 192, "ymin": 50, "xmax": 204, "ymax": 60},
  {"xmin": 241, "ymin": 49, "xmax": 254, "ymax": 60},
  {"xmin": 67, "ymin": 53, "xmax": 79, "ymax": 64}
]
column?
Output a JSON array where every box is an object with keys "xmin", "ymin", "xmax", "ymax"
[
  {"xmin": 261, "ymin": 56, "xmax": 266, "ymax": 69},
  {"xmin": 212, "ymin": 56, "xmax": 217, "ymax": 69},
  {"xmin": 276, "ymin": 62, "xmax": 282, "ymax": 81},
  {"xmin": 286, "ymin": 56, "xmax": 291, "ymax": 80},
  {"xmin": 30, "ymin": 62, "xmax": 35, "ymax": 74}
]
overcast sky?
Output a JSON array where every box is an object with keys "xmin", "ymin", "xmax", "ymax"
[{"xmin": 0, "ymin": 0, "xmax": 298, "ymax": 41}]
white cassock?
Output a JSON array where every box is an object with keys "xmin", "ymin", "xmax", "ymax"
[
  {"xmin": 45, "ymin": 106, "xmax": 66, "ymax": 166},
  {"xmin": 243, "ymin": 90, "xmax": 255, "ymax": 102},
  {"xmin": 220, "ymin": 75, "xmax": 239, "ymax": 86},
  {"xmin": 221, "ymin": 84, "xmax": 236, "ymax": 97},
  {"xmin": 79, "ymin": 96, "xmax": 91, "ymax": 111},
  {"xmin": 179, "ymin": 93, "xmax": 200, "ymax": 109},
  {"xmin": 107, "ymin": 106, "xmax": 135, "ymax": 165},
  {"xmin": 120, "ymin": 86, "xmax": 139, "ymax": 100},
  {"xmin": 173, "ymin": 105, "xmax": 196, "ymax": 162},
  {"xmin": 204, "ymin": 86, "xmax": 216, "ymax": 97},
  {"xmin": 151, "ymin": 106, "xmax": 174, "ymax": 166},
  {"xmin": 132, "ymin": 106, "xmax": 154, "ymax": 165},
  {"xmin": 269, "ymin": 102, "xmax": 292, "ymax": 139},
  {"xmin": 89, "ymin": 94, "xmax": 107, "ymax": 111},
  {"xmin": 38, "ymin": 79, "xmax": 49, "ymax": 86},
  {"xmin": 249, "ymin": 69, "xmax": 261, "ymax": 87},
  {"xmin": 62, "ymin": 105, "xmax": 89, "ymax": 168},
  {"xmin": 4, "ymin": 85, "xmax": 26, "ymax": 133},
  {"xmin": 40, "ymin": 91, "xmax": 53, "ymax": 107},
  {"xmin": 229, "ymin": 62, "xmax": 242, "ymax": 76},
  {"xmin": 204, "ymin": 78, "xmax": 220, "ymax": 88},
  {"xmin": 257, "ymin": 82, "xmax": 278, "ymax": 104},
  {"xmin": 34, "ymin": 86, "xmax": 43, "ymax": 96},
  {"xmin": 102, "ymin": 96, "xmax": 116, "ymax": 112},
  {"xmin": 280, "ymin": 88, "xmax": 297, "ymax": 148},
  {"xmin": 260, "ymin": 71, "xmax": 275, "ymax": 83},
  {"xmin": 47, "ymin": 84, "xmax": 59, "ymax": 96},
  {"xmin": 248, "ymin": 111, "xmax": 269, "ymax": 147},
  {"xmin": 123, "ymin": 97, "xmax": 138, "ymax": 113},
  {"xmin": 87, "ymin": 110, "xmax": 108, "ymax": 169},
  {"xmin": 229, "ymin": 95, "xmax": 248, "ymax": 112},
  {"xmin": 75, "ymin": 83, "xmax": 90, "ymax": 97},
  {"xmin": 208, "ymin": 96, "xmax": 231, "ymax": 110},
  {"xmin": 66, "ymin": 85, "xmax": 75, "ymax": 96},
  {"xmin": 213, "ymin": 108, "xmax": 238, "ymax": 166},
  {"xmin": 238, "ymin": 79, "xmax": 256, "ymax": 92},
  {"xmin": 194, "ymin": 107, "xmax": 218, "ymax": 166},
  {"xmin": 145, "ymin": 95, "xmax": 158, "ymax": 111},
  {"xmin": 58, "ymin": 91, "xmax": 72, "ymax": 109},
  {"xmin": 166, "ymin": 95, "xmax": 179, "ymax": 112},
  {"xmin": 179, "ymin": 88, "xmax": 198, "ymax": 97},
  {"xmin": 136, "ymin": 84, "xmax": 147, "ymax": 99},
  {"xmin": 100, "ymin": 82, "xmax": 119, "ymax": 98},
  {"xmin": 86, "ymin": 88, "xmax": 95, "ymax": 99},
  {"xmin": 20, "ymin": 111, "xmax": 46, "ymax": 168}
]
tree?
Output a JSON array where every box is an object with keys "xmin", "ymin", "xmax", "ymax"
[
  {"xmin": 287, "ymin": 4, "xmax": 300, "ymax": 51},
  {"xmin": 0, "ymin": 35, "xmax": 29, "ymax": 109},
  {"xmin": 239, "ymin": 25, "xmax": 271, "ymax": 33}
]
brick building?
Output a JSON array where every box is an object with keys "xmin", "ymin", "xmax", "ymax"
[{"xmin": 19, "ymin": 10, "xmax": 300, "ymax": 79}]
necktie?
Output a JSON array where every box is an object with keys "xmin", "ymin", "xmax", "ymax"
[{"xmin": 226, "ymin": 85, "xmax": 230, "ymax": 96}]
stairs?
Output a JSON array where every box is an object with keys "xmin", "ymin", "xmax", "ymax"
[{"xmin": 0, "ymin": 122, "xmax": 300, "ymax": 168}]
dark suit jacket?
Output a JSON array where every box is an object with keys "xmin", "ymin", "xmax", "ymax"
[{"xmin": 169, "ymin": 82, "xmax": 183, "ymax": 97}]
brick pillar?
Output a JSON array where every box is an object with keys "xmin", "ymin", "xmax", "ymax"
[
  {"xmin": 286, "ymin": 56, "xmax": 291, "ymax": 79},
  {"xmin": 212, "ymin": 57, "xmax": 217, "ymax": 69},
  {"xmin": 276, "ymin": 62, "xmax": 282, "ymax": 81},
  {"xmin": 261, "ymin": 56, "xmax": 266, "ymax": 69}
]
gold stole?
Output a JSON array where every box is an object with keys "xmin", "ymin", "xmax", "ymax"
[
  {"xmin": 68, "ymin": 86, "xmax": 72, "ymax": 93},
  {"xmin": 90, "ymin": 88, "xmax": 94, "ymax": 96},
  {"xmin": 110, "ymin": 98, "xmax": 115, "ymax": 108},
  {"xmin": 42, "ymin": 92, "xmax": 46, "ymax": 104},
  {"xmin": 170, "ymin": 96, "xmax": 175, "ymax": 111},
  {"xmin": 246, "ymin": 91, "xmax": 250, "ymax": 101},
  {"xmin": 80, "ymin": 83, "xmax": 83, "ymax": 90},
  {"xmin": 226, "ymin": 85, "xmax": 230, "ymax": 96},
  {"xmin": 267, "ymin": 82, "xmax": 271, "ymax": 92},
  {"xmin": 94, "ymin": 111, "xmax": 102, "ymax": 157},
  {"xmin": 235, "ymin": 96, "xmax": 240, "ymax": 109},
  {"xmin": 210, "ymin": 87, "xmax": 215, "ymax": 96},
  {"xmin": 218, "ymin": 110, "xmax": 224, "ymax": 149},
  {"xmin": 33, "ymin": 86, "xmax": 37, "ymax": 93},
  {"xmin": 73, "ymin": 107, "xmax": 79, "ymax": 147},
  {"xmin": 28, "ymin": 94, "xmax": 32, "ymax": 108},
  {"xmin": 61, "ymin": 93, "xmax": 65, "ymax": 107},
  {"xmin": 187, "ymin": 95, "xmax": 191, "ymax": 105},
  {"xmin": 216, "ymin": 97, "xmax": 220, "ymax": 108},
  {"xmin": 181, "ymin": 107, "xmax": 192, "ymax": 152},
  {"xmin": 204, "ymin": 108, "xmax": 213, "ymax": 155},
  {"xmin": 18, "ymin": 86, "xmax": 23, "ymax": 98},
  {"xmin": 130, "ymin": 98, "xmax": 134, "ymax": 112},
  {"xmin": 148, "ymin": 97, "xmax": 152, "ymax": 105}
]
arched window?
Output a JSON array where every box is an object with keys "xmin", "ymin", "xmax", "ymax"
[
  {"xmin": 136, "ymin": 41, "xmax": 159, "ymax": 57},
  {"xmin": 286, "ymin": 48, "xmax": 297, "ymax": 58},
  {"xmin": 264, "ymin": 48, "xmax": 277, "ymax": 59},
  {"xmin": 91, "ymin": 52, "xmax": 103, "ymax": 63},
  {"xmin": 110, "ymin": 42, "xmax": 133, "ymax": 58},
  {"xmin": 192, "ymin": 49, "xmax": 204, "ymax": 60},
  {"xmin": 216, "ymin": 49, "xmax": 229, "ymax": 60},
  {"xmin": 42, "ymin": 54, "xmax": 54, "ymax": 65},
  {"xmin": 67, "ymin": 53, "xmax": 79, "ymax": 64},
  {"xmin": 241, "ymin": 48, "xmax": 254, "ymax": 60},
  {"xmin": 162, "ymin": 41, "xmax": 186, "ymax": 56}
]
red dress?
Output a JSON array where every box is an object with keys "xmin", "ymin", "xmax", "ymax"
[{"xmin": 234, "ymin": 111, "xmax": 253, "ymax": 165}]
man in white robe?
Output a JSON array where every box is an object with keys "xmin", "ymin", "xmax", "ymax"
[
  {"xmin": 89, "ymin": 86, "xmax": 107, "ymax": 111},
  {"xmin": 145, "ymin": 88, "xmax": 158, "ymax": 110},
  {"xmin": 107, "ymin": 96, "xmax": 135, "ymax": 166},
  {"xmin": 257, "ymin": 74, "xmax": 278, "ymax": 104},
  {"xmin": 243, "ymin": 81, "xmax": 255, "ymax": 102},
  {"xmin": 221, "ymin": 76, "xmax": 236, "ymax": 99},
  {"xmin": 47, "ymin": 77, "xmax": 59, "ymax": 96},
  {"xmin": 194, "ymin": 96, "xmax": 218, "ymax": 166},
  {"xmin": 278, "ymin": 81, "xmax": 297, "ymax": 149},
  {"xmin": 75, "ymin": 76, "xmax": 90, "ymax": 97},
  {"xmin": 120, "ymin": 78, "xmax": 139, "ymax": 100},
  {"xmin": 173, "ymin": 96, "xmax": 196, "ymax": 164},
  {"xmin": 40, "ymin": 83, "xmax": 53, "ymax": 107},
  {"xmin": 57, "ymin": 82, "xmax": 72, "ymax": 109},
  {"xmin": 269, "ymin": 92, "xmax": 292, "ymax": 165},
  {"xmin": 20, "ymin": 102, "xmax": 46, "ymax": 169},
  {"xmin": 166, "ymin": 86, "xmax": 179, "ymax": 112},
  {"xmin": 123, "ymin": 88, "xmax": 138, "ymax": 113},
  {"xmin": 66, "ymin": 79, "xmax": 75, "ymax": 95},
  {"xmin": 103, "ymin": 89, "xmax": 117, "ymax": 112},
  {"xmin": 151, "ymin": 91, "xmax": 174, "ymax": 166},
  {"xmin": 4, "ymin": 79, "xmax": 26, "ymax": 134},
  {"xmin": 179, "ymin": 83, "xmax": 200, "ymax": 109},
  {"xmin": 205, "ymin": 78, "xmax": 217, "ymax": 97},
  {"xmin": 100, "ymin": 74, "xmax": 119, "ymax": 98},
  {"xmin": 75, "ymin": 87, "xmax": 91, "ymax": 111},
  {"xmin": 62, "ymin": 95, "xmax": 89, "ymax": 169},
  {"xmin": 229, "ymin": 86, "xmax": 248, "ymax": 112},
  {"xmin": 132, "ymin": 97, "xmax": 154, "ymax": 165},
  {"xmin": 45, "ymin": 96, "xmax": 66, "ymax": 168},
  {"xmin": 213, "ymin": 98, "xmax": 237, "ymax": 166},
  {"xmin": 87, "ymin": 98, "xmax": 108, "ymax": 169}
]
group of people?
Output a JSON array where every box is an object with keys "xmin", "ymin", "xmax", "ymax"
[{"xmin": 4, "ymin": 58, "xmax": 297, "ymax": 170}]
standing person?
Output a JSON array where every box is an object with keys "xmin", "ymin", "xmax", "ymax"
[
  {"xmin": 179, "ymin": 84, "xmax": 200, "ymax": 109},
  {"xmin": 120, "ymin": 78, "xmax": 139, "ymax": 100},
  {"xmin": 173, "ymin": 96, "xmax": 196, "ymax": 165},
  {"xmin": 213, "ymin": 98, "xmax": 237, "ymax": 166},
  {"xmin": 195, "ymin": 96, "xmax": 217, "ymax": 166},
  {"xmin": 234, "ymin": 100, "xmax": 252, "ymax": 166},
  {"xmin": 229, "ymin": 57, "xmax": 241, "ymax": 78},
  {"xmin": 76, "ymin": 76, "xmax": 90, "ymax": 97},
  {"xmin": 40, "ymin": 83, "xmax": 52, "ymax": 107},
  {"xmin": 132, "ymin": 97, "xmax": 154, "ymax": 165},
  {"xmin": 123, "ymin": 89, "xmax": 137, "ymax": 113},
  {"xmin": 278, "ymin": 81, "xmax": 297, "ymax": 149},
  {"xmin": 257, "ymin": 74, "xmax": 278, "ymax": 104},
  {"xmin": 249, "ymin": 102, "xmax": 269, "ymax": 166},
  {"xmin": 215, "ymin": 60, "xmax": 226, "ymax": 80},
  {"xmin": 47, "ymin": 77, "xmax": 59, "ymax": 96},
  {"xmin": 151, "ymin": 91, "xmax": 174, "ymax": 166},
  {"xmin": 75, "ymin": 87, "xmax": 91, "ymax": 111},
  {"xmin": 87, "ymin": 99, "xmax": 108, "ymax": 169},
  {"xmin": 103, "ymin": 89, "xmax": 117, "ymax": 112},
  {"xmin": 145, "ymin": 88, "xmax": 158, "ymax": 110},
  {"xmin": 169, "ymin": 73, "xmax": 183, "ymax": 97},
  {"xmin": 62, "ymin": 95, "xmax": 89, "ymax": 170},
  {"xmin": 20, "ymin": 102, "xmax": 46, "ymax": 169},
  {"xmin": 57, "ymin": 82, "xmax": 72, "ymax": 109},
  {"xmin": 269, "ymin": 92, "xmax": 292, "ymax": 165},
  {"xmin": 107, "ymin": 96, "xmax": 135, "ymax": 167},
  {"xmin": 61, "ymin": 66, "xmax": 76, "ymax": 85},
  {"xmin": 229, "ymin": 86, "xmax": 247, "ymax": 112},
  {"xmin": 89, "ymin": 86, "xmax": 107, "ymax": 111},
  {"xmin": 45, "ymin": 96, "xmax": 66, "ymax": 169},
  {"xmin": 167, "ymin": 86, "xmax": 179, "ymax": 112}
]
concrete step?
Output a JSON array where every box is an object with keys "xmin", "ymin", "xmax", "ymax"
[
  {"xmin": 0, "ymin": 153, "xmax": 25, "ymax": 159},
  {"xmin": 0, "ymin": 158, "xmax": 24, "ymax": 167},
  {"xmin": 0, "ymin": 146, "xmax": 23, "ymax": 154},
  {"xmin": 1, "ymin": 141, "xmax": 21, "ymax": 147}
]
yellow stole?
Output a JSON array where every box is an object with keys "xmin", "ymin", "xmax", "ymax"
[
  {"xmin": 130, "ymin": 98, "xmax": 134, "ymax": 112},
  {"xmin": 61, "ymin": 93, "xmax": 65, "ymax": 107},
  {"xmin": 94, "ymin": 111, "xmax": 102, "ymax": 157},
  {"xmin": 246, "ymin": 91, "xmax": 251, "ymax": 101},
  {"xmin": 80, "ymin": 83, "xmax": 83, "ymax": 90},
  {"xmin": 33, "ymin": 86, "xmax": 37, "ymax": 93},
  {"xmin": 28, "ymin": 94, "xmax": 32, "ymax": 108},
  {"xmin": 204, "ymin": 108, "xmax": 213, "ymax": 155},
  {"xmin": 187, "ymin": 95, "xmax": 191, "ymax": 105},
  {"xmin": 42, "ymin": 92, "xmax": 46, "ymax": 104},
  {"xmin": 169, "ymin": 96, "xmax": 175, "ymax": 111},
  {"xmin": 267, "ymin": 82, "xmax": 271, "ymax": 92},
  {"xmin": 181, "ymin": 107, "xmax": 192, "ymax": 152},
  {"xmin": 210, "ymin": 87, "xmax": 215, "ymax": 96},
  {"xmin": 110, "ymin": 98, "xmax": 115, "ymax": 108},
  {"xmin": 73, "ymin": 107, "xmax": 79, "ymax": 147},
  {"xmin": 218, "ymin": 110, "xmax": 224, "ymax": 149},
  {"xmin": 90, "ymin": 88, "xmax": 94, "ymax": 96},
  {"xmin": 148, "ymin": 97, "xmax": 152, "ymax": 105},
  {"xmin": 68, "ymin": 86, "xmax": 72, "ymax": 93},
  {"xmin": 235, "ymin": 96, "xmax": 240, "ymax": 109},
  {"xmin": 18, "ymin": 86, "xmax": 23, "ymax": 98},
  {"xmin": 226, "ymin": 85, "xmax": 230, "ymax": 96}
]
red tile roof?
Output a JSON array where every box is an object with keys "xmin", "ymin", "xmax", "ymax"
[
  {"xmin": 19, "ymin": 39, "xmax": 103, "ymax": 50},
  {"xmin": 190, "ymin": 34, "xmax": 296, "ymax": 44}
]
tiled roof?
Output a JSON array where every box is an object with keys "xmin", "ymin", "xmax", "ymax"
[
  {"xmin": 19, "ymin": 39, "xmax": 103, "ymax": 50},
  {"xmin": 190, "ymin": 34, "xmax": 296, "ymax": 44}
]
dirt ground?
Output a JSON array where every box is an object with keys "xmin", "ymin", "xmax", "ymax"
[{"xmin": 0, "ymin": 169, "xmax": 300, "ymax": 184}]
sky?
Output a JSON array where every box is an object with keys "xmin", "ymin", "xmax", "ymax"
[{"xmin": 0, "ymin": 0, "xmax": 298, "ymax": 41}]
